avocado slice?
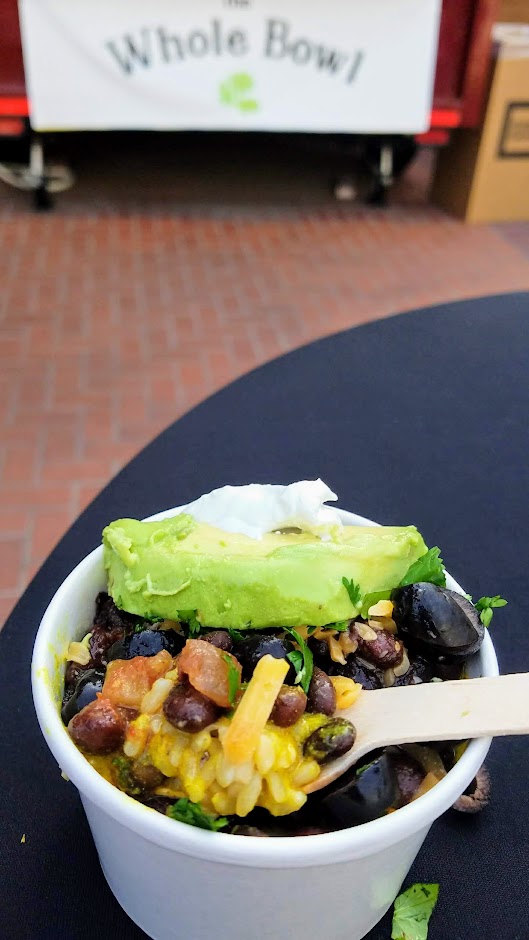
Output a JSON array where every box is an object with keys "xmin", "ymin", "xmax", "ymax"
[{"xmin": 103, "ymin": 515, "xmax": 427, "ymax": 629}]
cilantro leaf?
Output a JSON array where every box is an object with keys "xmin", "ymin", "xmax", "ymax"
[
  {"xmin": 391, "ymin": 883, "xmax": 439, "ymax": 940},
  {"xmin": 342, "ymin": 577, "xmax": 362, "ymax": 608},
  {"xmin": 222, "ymin": 653, "xmax": 241, "ymax": 706},
  {"xmin": 176, "ymin": 610, "xmax": 202, "ymax": 638},
  {"xmin": 331, "ymin": 620, "xmax": 349, "ymax": 633},
  {"xmin": 360, "ymin": 589, "xmax": 392, "ymax": 619},
  {"xmin": 286, "ymin": 628, "xmax": 314, "ymax": 694},
  {"xmin": 168, "ymin": 798, "xmax": 228, "ymax": 832},
  {"xmin": 228, "ymin": 627, "xmax": 246, "ymax": 644},
  {"xmin": 475, "ymin": 595, "xmax": 507, "ymax": 627},
  {"xmin": 287, "ymin": 649, "xmax": 303, "ymax": 672},
  {"xmin": 399, "ymin": 548, "xmax": 446, "ymax": 588}
]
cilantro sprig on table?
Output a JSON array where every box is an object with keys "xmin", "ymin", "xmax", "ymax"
[
  {"xmin": 168, "ymin": 798, "xmax": 228, "ymax": 832},
  {"xmin": 391, "ymin": 883, "xmax": 439, "ymax": 940}
]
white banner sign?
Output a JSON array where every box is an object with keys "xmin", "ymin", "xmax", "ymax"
[{"xmin": 19, "ymin": 0, "xmax": 441, "ymax": 133}]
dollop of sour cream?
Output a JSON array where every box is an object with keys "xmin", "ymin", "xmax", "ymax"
[{"xmin": 179, "ymin": 479, "xmax": 342, "ymax": 540}]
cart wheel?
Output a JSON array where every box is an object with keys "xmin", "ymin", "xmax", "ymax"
[
  {"xmin": 332, "ymin": 176, "xmax": 358, "ymax": 202},
  {"xmin": 33, "ymin": 184, "xmax": 53, "ymax": 211},
  {"xmin": 366, "ymin": 183, "xmax": 387, "ymax": 207}
]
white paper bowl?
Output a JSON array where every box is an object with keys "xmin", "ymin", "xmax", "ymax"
[{"xmin": 32, "ymin": 508, "xmax": 498, "ymax": 940}]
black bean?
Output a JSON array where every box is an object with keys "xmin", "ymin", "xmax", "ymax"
[
  {"xmin": 163, "ymin": 678, "xmax": 221, "ymax": 732},
  {"xmin": 304, "ymin": 718, "xmax": 356, "ymax": 764},
  {"xmin": 68, "ymin": 698, "xmax": 126, "ymax": 754},
  {"xmin": 230, "ymin": 825, "xmax": 270, "ymax": 837},
  {"xmin": 203, "ymin": 631, "xmax": 233, "ymax": 652},
  {"xmin": 107, "ymin": 628, "xmax": 183, "ymax": 661},
  {"xmin": 237, "ymin": 635, "xmax": 295, "ymax": 682},
  {"xmin": 433, "ymin": 658, "xmax": 463, "ymax": 681},
  {"xmin": 64, "ymin": 659, "xmax": 91, "ymax": 692},
  {"xmin": 61, "ymin": 668, "xmax": 106, "ymax": 725},
  {"xmin": 130, "ymin": 760, "xmax": 165, "ymax": 791},
  {"xmin": 270, "ymin": 685, "xmax": 307, "ymax": 727},
  {"xmin": 307, "ymin": 667, "xmax": 336, "ymax": 716},
  {"xmin": 89, "ymin": 624, "xmax": 125, "ymax": 667},
  {"xmin": 350, "ymin": 625, "xmax": 404, "ymax": 668},
  {"xmin": 329, "ymin": 656, "xmax": 384, "ymax": 690},
  {"xmin": 393, "ymin": 653, "xmax": 434, "ymax": 686},
  {"xmin": 141, "ymin": 796, "xmax": 175, "ymax": 816},
  {"xmin": 93, "ymin": 592, "xmax": 138, "ymax": 632},
  {"xmin": 307, "ymin": 637, "xmax": 332, "ymax": 670}
]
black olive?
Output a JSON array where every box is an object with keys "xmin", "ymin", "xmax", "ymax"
[
  {"xmin": 390, "ymin": 752, "xmax": 425, "ymax": 807},
  {"xmin": 61, "ymin": 668, "xmax": 106, "ymax": 725},
  {"xmin": 391, "ymin": 583, "xmax": 484, "ymax": 661},
  {"xmin": 236, "ymin": 635, "xmax": 295, "ymax": 682},
  {"xmin": 107, "ymin": 629, "xmax": 184, "ymax": 661},
  {"xmin": 318, "ymin": 752, "xmax": 399, "ymax": 826}
]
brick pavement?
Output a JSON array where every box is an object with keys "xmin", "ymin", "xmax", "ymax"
[{"xmin": 1, "ymin": 136, "xmax": 529, "ymax": 625}]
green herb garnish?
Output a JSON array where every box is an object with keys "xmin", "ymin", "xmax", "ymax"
[
  {"xmin": 222, "ymin": 653, "xmax": 241, "ymax": 706},
  {"xmin": 168, "ymin": 798, "xmax": 229, "ymax": 831},
  {"xmin": 286, "ymin": 628, "xmax": 313, "ymax": 694},
  {"xmin": 111, "ymin": 757, "xmax": 141, "ymax": 795},
  {"xmin": 391, "ymin": 883, "xmax": 439, "ymax": 940},
  {"xmin": 331, "ymin": 620, "xmax": 349, "ymax": 632},
  {"xmin": 228, "ymin": 627, "xmax": 246, "ymax": 644},
  {"xmin": 360, "ymin": 589, "xmax": 392, "ymax": 619},
  {"xmin": 354, "ymin": 758, "xmax": 376, "ymax": 777},
  {"xmin": 399, "ymin": 548, "xmax": 446, "ymax": 589},
  {"xmin": 475, "ymin": 595, "xmax": 507, "ymax": 628},
  {"xmin": 176, "ymin": 610, "xmax": 202, "ymax": 638},
  {"xmin": 134, "ymin": 623, "xmax": 145, "ymax": 633},
  {"xmin": 342, "ymin": 577, "xmax": 362, "ymax": 608}
]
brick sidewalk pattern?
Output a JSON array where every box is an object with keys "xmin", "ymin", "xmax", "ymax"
[{"xmin": 1, "ymin": 144, "xmax": 529, "ymax": 624}]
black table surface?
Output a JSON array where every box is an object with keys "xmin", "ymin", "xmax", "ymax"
[{"xmin": 2, "ymin": 292, "xmax": 529, "ymax": 940}]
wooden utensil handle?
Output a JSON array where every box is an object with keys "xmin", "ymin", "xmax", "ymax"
[{"xmin": 347, "ymin": 673, "xmax": 529, "ymax": 751}]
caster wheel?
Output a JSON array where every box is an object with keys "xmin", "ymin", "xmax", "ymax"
[
  {"xmin": 33, "ymin": 185, "xmax": 53, "ymax": 211},
  {"xmin": 333, "ymin": 176, "xmax": 358, "ymax": 202},
  {"xmin": 366, "ymin": 183, "xmax": 388, "ymax": 207}
]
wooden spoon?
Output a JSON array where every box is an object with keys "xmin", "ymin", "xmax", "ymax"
[{"xmin": 304, "ymin": 673, "xmax": 529, "ymax": 793}]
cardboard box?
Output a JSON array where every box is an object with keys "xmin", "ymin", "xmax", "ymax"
[
  {"xmin": 432, "ymin": 24, "xmax": 529, "ymax": 222},
  {"xmin": 498, "ymin": 0, "xmax": 529, "ymax": 23}
]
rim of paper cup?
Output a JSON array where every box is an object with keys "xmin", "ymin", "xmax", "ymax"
[{"xmin": 32, "ymin": 506, "xmax": 498, "ymax": 868}]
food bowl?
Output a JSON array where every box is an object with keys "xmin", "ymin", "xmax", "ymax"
[{"xmin": 32, "ymin": 507, "xmax": 498, "ymax": 940}]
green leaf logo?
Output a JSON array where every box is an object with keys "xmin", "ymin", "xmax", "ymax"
[{"xmin": 219, "ymin": 72, "xmax": 259, "ymax": 113}]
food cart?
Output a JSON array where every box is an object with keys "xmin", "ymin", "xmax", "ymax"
[{"xmin": 0, "ymin": 0, "xmax": 499, "ymax": 207}]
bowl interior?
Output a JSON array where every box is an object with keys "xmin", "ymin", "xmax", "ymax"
[{"xmin": 32, "ymin": 506, "xmax": 498, "ymax": 868}]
